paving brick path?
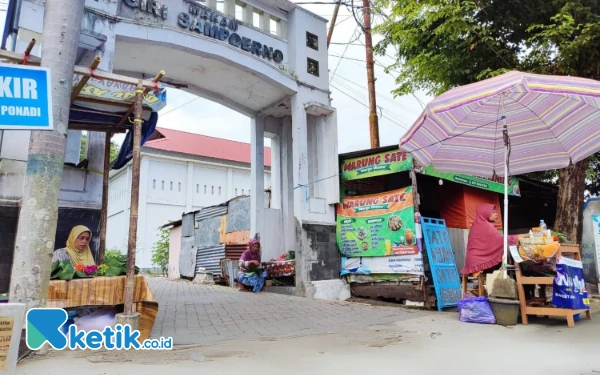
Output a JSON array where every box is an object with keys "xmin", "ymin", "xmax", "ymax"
[{"xmin": 148, "ymin": 278, "xmax": 430, "ymax": 345}]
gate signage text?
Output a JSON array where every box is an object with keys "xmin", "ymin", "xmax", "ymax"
[{"xmin": 121, "ymin": 0, "xmax": 285, "ymax": 64}]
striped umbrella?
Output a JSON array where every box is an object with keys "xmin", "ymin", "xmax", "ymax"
[{"xmin": 400, "ymin": 71, "xmax": 600, "ymax": 269}]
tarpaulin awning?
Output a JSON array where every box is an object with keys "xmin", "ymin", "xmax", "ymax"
[{"xmin": 68, "ymin": 104, "xmax": 158, "ymax": 170}]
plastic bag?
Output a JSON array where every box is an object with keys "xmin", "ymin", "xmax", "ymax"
[
  {"xmin": 552, "ymin": 257, "xmax": 590, "ymax": 310},
  {"xmin": 457, "ymin": 296, "xmax": 496, "ymax": 324},
  {"xmin": 73, "ymin": 307, "xmax": 118, "ymax": 332}
]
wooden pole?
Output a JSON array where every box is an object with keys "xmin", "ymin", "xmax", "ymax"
[
  {"xmin": 362, "ymin": 0, "xmax": 380, "ymax": 148},
  {"xmin": 326, "ymin": 0, "xmax": 341, "ymax": 48},
  {"xmin": 98, "ymin": 131, "xmax": 111, "ymax": 265},
  {"xmin": 71, "ymin": 56, "xmax": 101, "ymax": 103},
  {"xmin": 116, "ymin": 71, "xmax": 165, "ymax": 130},
  {"xmin": 409, "ymin": 166, "xmax": 428, "ymax": 302},
  {"xmin": 124, "ymin": 81, "xmax": 144, "ymax": 315},
  {"xmin": 21, "ymin": 39, "xmax": 36, "ymax": 64}
]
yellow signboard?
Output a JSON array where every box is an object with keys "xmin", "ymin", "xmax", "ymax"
[{"xmin": 0, "ymin": 317, "xmax": 14, "ymax": 371}]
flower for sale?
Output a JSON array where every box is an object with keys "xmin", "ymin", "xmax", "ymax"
[{"xmin": 84, "ymin": 264, "xmax": 98, "ymax": 276}]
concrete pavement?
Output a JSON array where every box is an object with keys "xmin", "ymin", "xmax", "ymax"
[
  {"xmin": 149, "ymin": 277, "xmax": 430, "ymax": 344},
  {"xmin": 17, "ymin": 311, "xmax": 600, "ymax": 375}
]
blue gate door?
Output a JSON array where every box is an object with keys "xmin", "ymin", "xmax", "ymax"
[{"xmin": 421, "ymin": 217, "xmax": 462, "ymax": 311}]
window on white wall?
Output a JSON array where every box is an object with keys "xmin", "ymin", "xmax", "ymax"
[
  {"xmin": 162, "ymin": 180, "xmax": 164, "ymax": 190},
  {"xmin": 170, "ymin": 181, "xmax": 173, "ymax": 190},
  {"xmin": 253, "ymin": 12, "xmax": 259, "ymax": 28},
  {"xmin": 178, "ymin": 182, "xmax": 181, "ymax": 192},
  {"xmin": 153, "ymin": 179, "xmax": 156, "ymax": 189},
  {"xmin": 235, "ymin": 188, "xmax": 238, "ymax": 196},
  {"xmin": 204, "ymin": 185, "xmax": 207, "ymax": 194},
  {"xmin": 196, "ymin": 184, "xmax": 199, "ymax": 193},
  {"xmin": 219, "ymin": 186, "xmax": 222, "ymax": 195},
  {"xmin": 211, "ymin": 186, "xmax": 214, "ymax": 194}
]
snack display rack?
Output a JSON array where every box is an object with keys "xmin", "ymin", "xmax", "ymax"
[{"xmin": 514, "ymin": 243, "xmax": 592, "ymax": 328}]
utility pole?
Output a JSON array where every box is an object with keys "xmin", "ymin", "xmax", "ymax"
[
  {"xmin": 326, "ymin": 0, "xmax": 341, "ymax": 48},
  {"xmin": 9, "ymin": 0, "xmax": 86, "ymax": 310},
  {"xmin": 362, "ymin": 0, "xmax": 380, "ymax": 148}
]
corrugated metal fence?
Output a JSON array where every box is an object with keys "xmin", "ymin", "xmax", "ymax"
[{"xmin": 196, "ymin": 244, "xmax": 226, "ymax": 276}]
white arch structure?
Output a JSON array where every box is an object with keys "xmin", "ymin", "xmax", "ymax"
[{"xmin": 1, "ymin": 0, "xmax": 340, "ymax": 296}]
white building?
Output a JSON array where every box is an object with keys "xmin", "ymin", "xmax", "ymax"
[
  {"xmin": 107, "ymin": 127, "xmax": 272, "ymax": 269},
  {"xmin": 2, "ymin": 0, "xmax": 340, "ymax": 296}
]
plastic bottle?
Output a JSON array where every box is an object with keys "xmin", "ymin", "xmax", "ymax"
[{"xmin": 540, "ymin": 220, "xmax": 547, "ymax": 232}]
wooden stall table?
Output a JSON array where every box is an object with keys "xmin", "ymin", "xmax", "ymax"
[
  {"xmin": 47, "ymin": 275, "xmax": 158, "ymax": 341},
  {"xmin": 515, "ymin": 243, "xmax": 592, "ymax": 328}
]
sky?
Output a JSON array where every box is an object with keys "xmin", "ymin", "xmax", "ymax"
[
  {"xmin": 0, "ymin": 2, "xmax": 431, "ymax": 153},
  {"xmin": 147, "ymin": 1, "xmax": 431, "ymax": 153}
]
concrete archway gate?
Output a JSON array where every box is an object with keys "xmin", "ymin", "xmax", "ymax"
[{"xmin": 1, "ymin": 0, "xmax": 342, "ymax": 298}]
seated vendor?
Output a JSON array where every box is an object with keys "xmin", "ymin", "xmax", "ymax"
[
  {"xmin": 52, "ymin": 225, "xmax": 96, "ymax": 267},
  {"xmin": 237, "ymin": 239, "xmax": 267, "ymax": 293},
  {"xmin": 461, "ymin": 204, "xmax": 519, "ymax": 275}
]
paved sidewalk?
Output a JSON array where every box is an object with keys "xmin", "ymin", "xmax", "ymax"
[{"xmin": 148, "ymin": 277, "xmax": 430, "ymax": 345}]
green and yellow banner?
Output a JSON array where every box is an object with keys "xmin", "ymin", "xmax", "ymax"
[
  {"xmin": 340, "ymin": 150, "xmax": 412, "ymax": 181},
  {"xmin": 336, "ymin": 187, "xmax": 418, "ymax": 257},
  {"xmin": 420, "ymin": 165, "xmax": 521, "ymax": 196}
]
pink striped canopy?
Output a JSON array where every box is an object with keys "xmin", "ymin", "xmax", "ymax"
[{"xmin": 400, "ymin": 71, "xmax": 600, "ymax": 177}]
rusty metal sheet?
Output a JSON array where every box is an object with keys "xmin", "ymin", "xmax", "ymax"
[
  {"xmin": 179, "ymin": 236, "xmax": 196, "ymax": 278},
  {"xmin": 225, "ymin": 244, "xmax": 247, "ymax": 260}
]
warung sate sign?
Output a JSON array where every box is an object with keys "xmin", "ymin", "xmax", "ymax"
[
  {"xmin": 341, "ymin": 150, "xmax": 412, "ymax": 181},
  {"xmin": 336, "ymin": 187, "xmax": 418, "ymax": 257}
]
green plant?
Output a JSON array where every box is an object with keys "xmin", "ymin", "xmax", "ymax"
[
  {"xmin": 100, "ymin": 248, "xmax": 139, "ymax": 276},
  {"xmin": 79, "ymin": 133, "xmax": 121, "ymax": 163},
  {"xmin": 151, "ymin": 227, "xmax": 170, "ymax": 277}
]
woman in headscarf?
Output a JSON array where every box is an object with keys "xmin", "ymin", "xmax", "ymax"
[
  {"xmin": 461, "ymin": 204, "xmax": 519, "ymax": 275},
  {"xmin": 52, "ymin": 225, "xmax": 96, "ymax": 267},
  {"xmin": 237, "ymin": 238, "xmax": 267, "ymax": 293}
]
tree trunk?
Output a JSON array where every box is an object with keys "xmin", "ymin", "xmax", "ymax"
[
  {"xmin": 554, "ymin": 159, "xmax": 588, "ymax": 245},
  {"xmin": 9, "ymin": 0, "xmax": 85, "ymax": 309}
]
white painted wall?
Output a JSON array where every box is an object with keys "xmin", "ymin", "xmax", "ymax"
[
  {"xmin": 107, "ymin": 152, "xmax": 271, "ymax": 269},
  {"xmin": 168, "ymin": 225, "xmax": 182, "ymax": 279}
]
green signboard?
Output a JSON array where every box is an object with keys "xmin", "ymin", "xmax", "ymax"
[
  {"xmin": 420, "ymin": 165, "xmax": 521, "ymax": 196},
  {"xmin": 336, "ymin": 187, "xmax": 418, "ymax": 257},
  {"xmin": 341, "ymin": 150, "xmax": 412, "ymax": 181}
]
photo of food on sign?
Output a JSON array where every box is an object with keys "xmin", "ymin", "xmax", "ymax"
[{"xmin": 336, "ymin": 186, "xmax": 418, "ymax": 257}]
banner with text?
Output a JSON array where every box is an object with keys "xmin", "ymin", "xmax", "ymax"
[
  {"xmin": 341, "ymin": 255, "xmax": 424, "ymax": 276},
  {"xmin": 337, "ymin": 187, "xmax": 418, "ymax": 257},
  {"xmin": 341, "ymin": 150, "xmax": 412, "ymax": 181},
  {"xmin": 419, "ymin": 165, "xmax": 521, "ymax": 196}
]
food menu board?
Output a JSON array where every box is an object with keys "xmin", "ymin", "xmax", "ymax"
[{"xmin": 336, "ymin": 187, "xmax": 418, "ymax": 257}]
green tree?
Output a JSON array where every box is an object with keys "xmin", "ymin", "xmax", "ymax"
[
  {"xmin": 151, "ymin": 227, "xmax": 170, "ymax": 276},
  {"xmin": 79, "ymin": 133, "xmax": 121, "ymax": 163},
  {"xmin": 375, "ymin": 0, "xmax": 600, "ymax": 242}
]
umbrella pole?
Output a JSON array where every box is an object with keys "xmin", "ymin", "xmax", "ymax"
[{"xmin": 503, "ymin": 140, "xmax": 509, "ymax": 277}]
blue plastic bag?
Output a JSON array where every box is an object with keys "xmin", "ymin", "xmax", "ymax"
[
  {"xmin": 457, "ymin": 296, "xmax": 496, "ymax": 324},
  {"xmin": 552, "ymin": 257, "xmax": 590, "ymax": 310}
]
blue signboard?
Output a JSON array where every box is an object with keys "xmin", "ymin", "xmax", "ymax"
[
  {"xmin": 421, "ymin": 217, "xmax": 462, "ymax": 311},
  {"xmin": 0, "ymin": 63, "xmax": 53, "ymax": 130}
]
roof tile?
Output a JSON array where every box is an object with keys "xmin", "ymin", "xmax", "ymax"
[{"xmin": 144, "ymin": 127, "xmax": 271, "ymax": 166}]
